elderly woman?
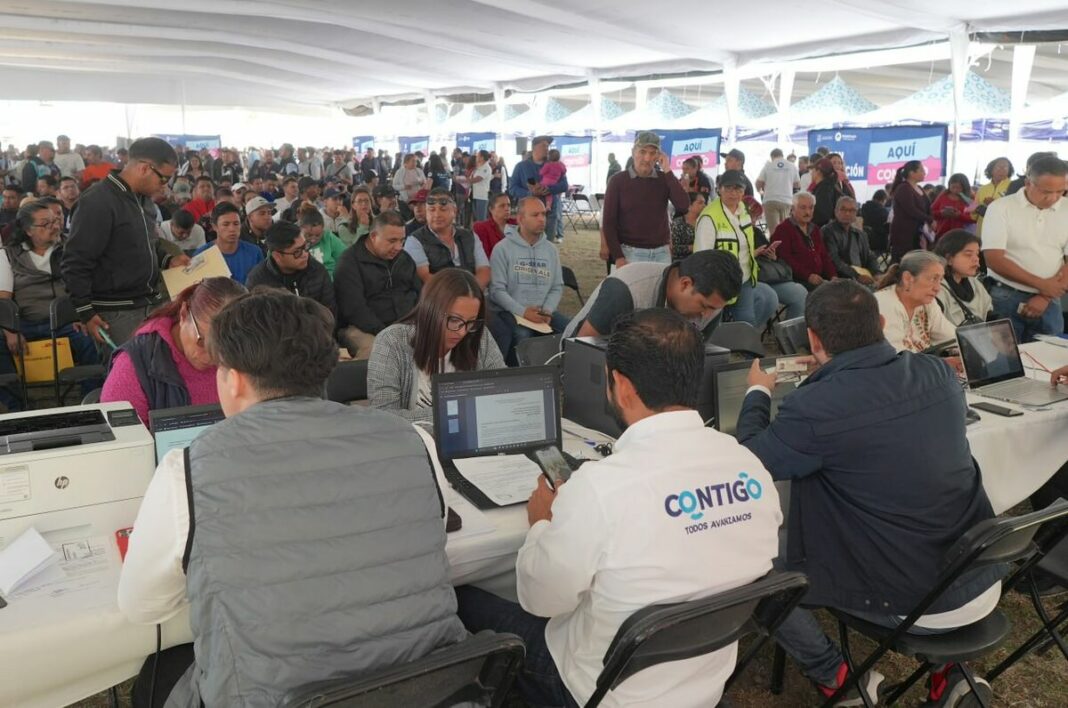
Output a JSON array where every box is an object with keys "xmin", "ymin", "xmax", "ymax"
[
  {"xmin": 772, "ymin": 191, "xmax": 837, "ymax": 292},
  {"xmin": 874, "ymin": 250, "xmax": 957, "ymax": 354}
]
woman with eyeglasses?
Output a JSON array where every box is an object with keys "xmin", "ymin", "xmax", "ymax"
[
  {"xmin": 0, "ymin": 201, "xmax": 101, "ymax": 410},
  {"xmin": 101, "ymin": 276, "xmax": 247, "ymax": 425},
  {"xmin": 874, "ymin": 250, "xmax": 957, "ymax": 357},
  {"xmin": 368, "ymin": 268, "xmax": 505, "ymax": 422}
]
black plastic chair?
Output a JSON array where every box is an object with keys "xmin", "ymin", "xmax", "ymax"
[
  {"xmin": 49, "ymin": 297, "xmax": 107, "ymax": 406},
  {"xmin": 81, "ymin": 387, "xmax": 102, "ymax": 405},
  {"xmin": 279, "ymin": 631, "xmax": 525, "ymax": 708},
  {"xmin": 324, "ymin": 359, "xmax": 369, "ymax": 404},
  {"xmin": 562, "ymin": 265, "xmax": 584, "ymax": 306},
  {"xmin": 985, "ymin": 509, "xmax": 1068, "ymax": 683},
  {"xmin": 0, "ymin": 298, "xmax": 27, "ymax": 408},
  {"xmin": 586, "ymin": 571, "xmax": 808, "ymax": 708},
  {"xmin": 814, "ymin": 498, "xmax": 1068, "ymax": 708},
  {"xmin": 772, "ymin": 316, "xmax": 810, "ymax": 355},
  {"xmin": 516, "ymin": 334, "xmax": 563, "ymax": 368},
  {"xmin": 707, "ymin": 321, "xmax": 765, "ymax": 359}
]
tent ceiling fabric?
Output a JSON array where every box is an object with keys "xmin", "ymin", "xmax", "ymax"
[{"xmin": 2, "ymin": 1, "xmax": 1068, "ymax": 109}]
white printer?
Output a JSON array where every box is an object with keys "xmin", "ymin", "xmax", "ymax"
[{"xmin": 0, "ymin": 402, "xmax": 155, "ymax": 549}]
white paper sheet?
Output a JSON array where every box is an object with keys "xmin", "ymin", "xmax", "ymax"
[
  {"xmin": 9, "ymin": 535, "xmax": 111, "ymax": 602},
  {"xmin": 452, "ymin": 455, "xmax": 542, "ymax": 506},
  {"xmin": 0, "ymin": 527, "xmax": 60, "ymax": 596}
]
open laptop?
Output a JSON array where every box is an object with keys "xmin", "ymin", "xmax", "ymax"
[
  {"xmin": 711, "ymin": 358, "xmax": 800, "ymax": 436},
  {"xmin": 431, "ymin": 366, "xmax": 564, "ymax": 509},
  {"xmin": 956, "ymin": 319, "xmax": 1068, "ymax": 406},
  {"xmin": 148, "ymin": 404, "xmax": 225, "ymax": 464}
]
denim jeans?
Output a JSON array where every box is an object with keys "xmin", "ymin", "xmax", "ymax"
[
  {"xmin": 552, "ymin": 198, "xmax": 564, "ymax": 239},
  {"xmin": 489, "ymin": 308, "xmax": 570, "ymax": 366},
  {"xmin": 988, "ymin": 281, "xmax": 1064, "ymax": 343},
  {"xmin": 728, "ymin": 280, "xmax": 780, "ymax": 329},
  {"xmin": 620, "ymin": 244, "xmax": 671, "ymax": 265},
  {"xmin": 769, "ymin": 281, "xmax": 808, "ymax": 320},
  {"xmin": 0, "ymin": 319, "xmax": 101, "ymax": 410},
  {"xmin": 473, "ymin": 198, "xmax": 488, "ymax": 223},
  {"xmin": 455, "ymin": 586, "xmax": 580, "ymax": 708},
  {"xmin": 775, "ymin": 606, "xmax": 951, "ymax": 686}
]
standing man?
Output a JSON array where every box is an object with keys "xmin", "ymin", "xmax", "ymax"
[
  {"xmin": 982, "ymin": 156, "xmax": 1068, "ymax": 342},
  {"xmin": 277, "ymin": 143, "xmax": 299, "ymax": 176},
  {"xmin": 54, "ymin": 135, "xmax": 85, "ymax": 181},
  {"xmin": 509, "ymin": 136, "xmax": 570, "ymax": 239},
  {"xmin": 21, "ymin": 140, "xmax": 61, "ymax": 195},
  {"xmin": 246, "ymin": 221, "xmax": 335, "ymax": 315},
  {"xmin": 457, "ymin": 308, "xmax": 781, "ymax": 707},
  {"xmin": 470, "ymin": 150, "xmax": 493, "ymax": 223},
  {"xmin": 718, "ymin": 148, "xmax": 755, "ymax": 197},
  {"xmin": 195, "ymin": 202, "xmax": 264, "ymax": 285},
  {"xmin": 56, "ymin": 176, "xmax": 79, "ymax": 235},
  {"xmin": 488, "ymin": 197, "xmax": 568, "ymax": 365},
  {"xmin": 334, "ymin": 211, "xmax": 421, "ymax": 360},
  {"xmin": 756, "ymin": 148, "xmax": 800, "ymax": 234},
  {"xmin": 80, "ymin": 145, "xmax": 115, "ymax": 189},
  {"xmin": 61, "ymin": 137, "xmax": 189, "ymax": 346},
  {"xmin": 602, "ymin": 131, "xmax": 690, "ymax": 268},
  {"xmin": 405, "ymin": 187, "xmax": 490, "ymax": 288}
]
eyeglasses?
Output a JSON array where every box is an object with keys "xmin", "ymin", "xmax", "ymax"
[
  {"xmin": 425, "ymin": 198, "xmax": 454, "ymax": 207},
  {"xmin": 445, "ymin": 315, "xmax": 483, "ymax": 333},
  {"xmin": 188, "ymin": 308, "xmax": 206, "ymax": 348},
  {"xmin": 141, "ymin": 161, "xmax": 169, "ymax": 184},
  {"xmin": 278, "ymin": 244, "xmax": 310, "ymax": 257},
  {"xmin": 31, "ymin": 218, "xmax": 60, "ymax": 229}
]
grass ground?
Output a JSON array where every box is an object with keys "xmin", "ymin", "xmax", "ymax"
[{"xmin": 70, "ymin": 226, "xmax": 1068, "ymax": 707}]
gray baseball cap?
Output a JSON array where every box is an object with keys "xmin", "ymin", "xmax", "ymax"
[{"xmin": 634, "ymin": 131, "xmax": 661, "ymax": 149}]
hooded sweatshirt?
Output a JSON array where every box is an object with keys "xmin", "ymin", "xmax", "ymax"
[{"xmin": 489, "ymin": 226, "xmax": 563, "ymax": 317}]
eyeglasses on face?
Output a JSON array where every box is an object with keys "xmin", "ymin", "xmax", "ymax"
[
  {"xmin": 31, "ymin": 218, "xmax": 60, "ymax": 229},
  {"xmin": 140, "ymin": 161, "xmax": 169, "ymax": 184},
  {"xmin": 188, "ymin": 308, "xmax": 206, "ymax": 348},
  {"xmin": 278, "ymin": 244, "xmax": 310, "ymax": 257},
  {"xmin": 445, "ymin": 315, "xmax": 483, "ymax": 333}
]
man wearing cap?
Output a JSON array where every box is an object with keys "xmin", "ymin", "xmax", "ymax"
[
  {"xmin": 195, "ymin": 202, "xmax": 264, "ymax": 285},
  {"xmin": 403, "ymin": 189, "xmax": 428, "ymax": 235},
  {"xmin": 320, "ymin": 188, "xmax": 345, "ymax": 233},
  {"xmin": 718, "ymin": 149, "xmax": 754, "ymax": 198},
  {"xmin": 510, "ymin": 136, "xmax": 569, "ymax": 235},
  {"xmin": 246, "ymin": 221, "xmax": 335, "ymax": 315},
  {"xmin": 241, "ymin": 196, "xmax": 275, "ymax": 254},
  {"xmin": 406, "ymin": 187, "xmax": 491, "ymax": 288},
  {"xmin": 756, "ymin": 148, "xmax": 801, "ymax": 234},
  {"xmin": 602, "ymin": 131, "xmax": 690, "ymax": 269},
  {"xmin": 694, "ymin": 170, "xmax": 780, "ymax": 329},
  {"xmin": 54, "ymin": 135, "xmax": 85, "ymax": 180},
  {"xmin": 335, "ymin": 210, "xmax": 421, "ymax": 360}
]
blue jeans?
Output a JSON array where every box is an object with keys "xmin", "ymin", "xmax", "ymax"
[
  {"xmin": 455, "ymin": 586, "xmax": 580, "ymax": 708},
  {"xmin": 989, "ymin": 281, "xmax": 1063, "ymax": 343},
  {"xmin": 489, "ymin": 308, "xmax": 570, "ymax": 367},
  {"xmin": 620, "ymin": 244, "xmax": 671, "ymax": 265},
  {"xmin": 473, "ymin": 198, "xmax": 488, "ymax": 223},
  {"xmin": 769, "ymin": 281, "xmax": 808, "ymax": 320},
  {"xmin": 776, "ymin": 606, "xmax": 951, "ymax": 686},
  {"xmin": 0, "ymin": 319, "xmax": 101, "ymax": 410},
  {"xmin": 728, "ymin": 280, "xmax": 780, "ymax": 329}
]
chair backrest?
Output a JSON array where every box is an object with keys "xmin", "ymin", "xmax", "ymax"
[
  {"xmin": 587, "ymin": 571, "xmax": 808, "ymax": 707},
  {"xmin": 562, "ymin": 265, "xmax": 581, "ymax": 295},
  {"xmin": 0, "ymin": 298, "xmax": 18, "ymax": 333},
  {"xmin": 707, "ymin": 321, "xmax": 765, "ymax": 358},
  {"xmin": 516, "ymin": 334, "xmax": 563, "ymax": 367},
  {"xmin": 323, "ymin": 359, "xmax": 369, "ymax": 404},
  {"xmin": 81, "ymin": 388, "xmax": 102, "ymax": 405},
  {"xmin": 49, "ymin": 296, "xmax": 79, "ymax": 332},
  {"xmin": 279, "ymin": 631, "xmax": 525, "ymax": 708},
  {"xmin": 943, "ymin": 497, "xmax": 1068, "ymax": 574},
  {"xmin": 772, "ymin": 317, "xmax": 809, "ymax": 355}
]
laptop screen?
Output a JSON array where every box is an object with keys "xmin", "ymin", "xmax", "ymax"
[
  {"xmin": 713, "ymin": 359, "xmax": 798, "ymax": 436},
  {"xmin": 956, "ymin": 319, "xmax": 1024, "ymax": 387},
  {"xmin": 149, "ymin": 404, "xmax": 225, "ymax": 464},
  {"xmin": 432, "ymin": 366, "xmax": 560, "ymax": 461}
]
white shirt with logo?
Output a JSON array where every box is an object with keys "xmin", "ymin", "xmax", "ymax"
[
  {"xmin": 757, "ymin": 159, "xmax": 800, "ymax": 205},
  {"xmin": 516, "ymin": 410, "xmax": 782, "ymax": 707}
]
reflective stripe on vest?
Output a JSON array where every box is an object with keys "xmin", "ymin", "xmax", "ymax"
[{"xmin": 697, "ymin": 198, "xmax": 760, "ymax": 284}]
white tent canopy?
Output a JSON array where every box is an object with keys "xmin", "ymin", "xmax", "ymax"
[{"xmin": 4, "ymin": 1, "xmax": 1068, "ymax": 109}]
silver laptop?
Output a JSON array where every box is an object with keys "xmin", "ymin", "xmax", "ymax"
[{"xmin": 956, "ymin": 320, "xmax": 1068, "ymax": 406}]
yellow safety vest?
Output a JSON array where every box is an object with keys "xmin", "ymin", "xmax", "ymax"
[{"xmin": 696, "ymin": 198, "xmax": 760, "ymax": 284}]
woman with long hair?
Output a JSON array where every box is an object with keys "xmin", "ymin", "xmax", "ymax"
[
  {"xmin": 932, "ymin": 229, "xmax": 993, "ymax": 326},
  {"xmin": 931, "ymin": 173, "xmax": 976, "ymax": 238},
  {"xmin": 874, "ymin": 250, "xmax": 956, "ymax": 355},
  {"xmin": 367, "ymin": 268, "xmax": 505, "ymax": 422},
  {"xmin": 337, "ymin": 187, "xmax": 374, "ymax": 247},
  {"xmin": 427, "ymin": 152, "xmax": 452, "ymax": 191},
  {"xmin": 888, "ymin": 160, "xmax": 931, "ymax": 262},
  {"xmin": 101, "ymin": 276, "xmax": 247, "ymax": 424},
  {"xmin": 0, "ymin": 201, "xmax": 99, "ymax": 409}
]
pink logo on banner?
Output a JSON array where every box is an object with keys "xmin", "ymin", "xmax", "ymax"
[
  {"xmin": 866, "ymin": 157, "xmax": 943, "ymax": 186},
  {"xmin": 669, "ymin": 137, "xmax": 719, "ymax": 173},
  {"xmin": 560, "ymin": 143, "xmax": 591, "ymax": 168}
]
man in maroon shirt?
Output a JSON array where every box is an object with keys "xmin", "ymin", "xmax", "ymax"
[{"xmin": 602, "ymin": 131, "xmax": 690, "ymax": 269}]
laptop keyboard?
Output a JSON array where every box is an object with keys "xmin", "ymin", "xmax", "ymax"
[{"xmin": 982, "ymin": 378, "xmax": 1067, "ymax": 406}]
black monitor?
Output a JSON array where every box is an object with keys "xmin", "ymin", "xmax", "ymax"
[{"xmin": 711, "ymin": 358, "xmax": 799, "ymax": 436}]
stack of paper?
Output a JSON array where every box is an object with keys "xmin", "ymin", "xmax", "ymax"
[{"xmin": 0, "ymin": 528, "xmax": 61, "ymax": 598}]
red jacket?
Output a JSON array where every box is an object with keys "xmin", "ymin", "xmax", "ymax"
[
  {"xmin": 771, "ymin": 218, "xmax": 836, "ymax": 284},
  {"xmin": 931, "ymin": 191, "xmax": 976, "ymax": 237},
  {"xmin": 473, "ymin": 218, "xmax": 510, "ymax": 257}
]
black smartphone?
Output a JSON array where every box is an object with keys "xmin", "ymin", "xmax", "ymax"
[
  {"xmin": 526, "ymin": 177, "xmax": 537, "ymax": 186},
  {"xmin": 970, "ymin": 402, "xmax": 1023, "ymax": 417},
  {"xmin": 533, "ymin": 446, "xmax": 572, "ymax": 489}
]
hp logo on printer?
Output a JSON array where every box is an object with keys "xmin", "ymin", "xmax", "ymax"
[{"xmin": 54, "ymin": 476, "xmax": 70, "ymax": 490}]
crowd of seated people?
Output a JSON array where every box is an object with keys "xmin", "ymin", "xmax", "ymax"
[{"xmin": 1, "ymin": 133, "xmax": 1065, "ymax": 707}]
